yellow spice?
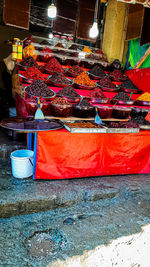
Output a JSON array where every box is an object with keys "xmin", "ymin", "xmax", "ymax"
[{"xmin": 137, "ymin": 92, "xmax": 150, "ymax": 102}]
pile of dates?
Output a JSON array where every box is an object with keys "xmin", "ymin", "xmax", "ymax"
[
  {"xmin": 97, "ymin": 76, "xmax": 117, "ymax": 89},
  {"xmin": 25, "ymin": 80, "xmax": 55, "ymax": 98}
]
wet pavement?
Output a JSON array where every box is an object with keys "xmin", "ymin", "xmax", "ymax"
[{"xmin": 0, "ymin": 156, "xmax": 150, "ymax": 266}]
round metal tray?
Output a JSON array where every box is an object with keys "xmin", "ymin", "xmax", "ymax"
[
  {"xmin": 88, "ymin": 72, "xmax": 106, "ymax": 80},
  {"xmin": 140, "ymin": 125, "xmax": 150, "ymax": 130},
  {"xmin": 120, "ymin": 87, "xmax": 141, "ymax": 94},
  {"xmin": 49, "ymin": 78, "xmax": 73, "ymax": 88},
  {"xmin": 73, "ymin": 82, "xmax": 96, "ymax": 90},
  {"xmin": 134, "ymin": 100, "xmax": 150, "ymax": 107},
  {"xmin": 96, "ymin": 83, "xmax": 120, "ymax": 92},
  {"xmin": 110, "ymin": 99, "xmax": 134, "ymax": 106},
  {"xmin": 0, "ymin": 117, "xmax": 63, "ymax": 133}
]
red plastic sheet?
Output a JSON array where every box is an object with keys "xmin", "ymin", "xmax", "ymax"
[
  {"xmin": 125, "ymin": 68, "xmax": 150, "ymax": 93},
  {"xmin": 35, "ymin": 130, "xmax": 150, "ymax": 179}
]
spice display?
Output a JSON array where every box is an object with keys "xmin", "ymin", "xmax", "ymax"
[
  {"xmin": 50, "ymin": 97, "xmax": 72, "ymax": 117},
  {"xmin": 40, "ymin": 47, "xmax": 53, "ymax": 62},
  {"xmin": 121, "ymin": 79, "xmax": 138, "ymax": 90},
  {"xmin": 23, "ymin": 35, "xmax": 35, "ymax": 49},
  {"xmin": 25, "ymin": 80, "xmax": 55, "ymax": 98},
  {"xmin": 57, "ymin": 86, "xmax": 80, "ymax": 98},
  {"xmin": 108, "ymin": 121, "xmax": 139, "ymax": 128},
  {"xmin": 55, "ymin": 43, "xmax": 64, "ymax": 48},
  {"xmin": 89, "ymin": 64, "xmax": 106, "ymax": 78},
  {"xmin": 68, "ymin": 65, "xmax": 84, "ymax": 76},
  {"xmin": 130, "ymin": 107, "xmax": 149, "ymax": 118},
  {"xmin": 23, "ymin": 44, "xmax": 38, "ymax": 61},
  {"xmin": 44, "ymin": 57, "xmax": 64, "ymax": 73},
  {"xmin": 24, "ymin": 66, "xmax": 46, "ymax": 81},
  {"xmin": 109, "ymin": 69, "xmax": 127, "ymax": 81},
  {"xmin": 112, "ymin": 92, "xmax": 131, "ymax": 101},
  {"xmin": 73, "ymin": 98, "xmax": 94, "ymax": 118},
  {"xmin": 137, "ymin": 92, "xmax": 150, "ymax": 102},
  {"xmin": 74, "ymin": 72, "xmax": 95, "ymax": 87},
  {"xmin": 110, "ymin": 59, "xmax": 123, "ymax": 71},
  {"xmin": 50, "ymin": 72, "xmax": 72, "ymax": 85},
  {"xmin": 97, "ymin": 76, "xmax": 117, "ymax": 89},
  {"xmin": 130, "ymin": 116, "xmax": 150, "ymax": 126},
  {"xmin": 88, "ymin": 87, "xmax": 106, "ymax": 99},
  {"xmin": 65, "ymin": 122, "xmax": 99, "ymax": 128},
  {"xmin": 69, "ymin": 44, "xmax": 78, "ymax": 51},
  {"xmin": 20, "ymin": 56, "xmax": 39, "ymax": 68},
  {"xmin": 82, "ymin": 46, "xmax": 92, "ymax": 57}
]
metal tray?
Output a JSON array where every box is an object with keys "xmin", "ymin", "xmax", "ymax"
[
  {"xmin": 140, "ymin": 125, "xmax": 150, "ymax": 130},
  {"xmin": 73, "ymin": 82, "xmax": 96, "ymax": 90},
  {"xmin": 106, "ymin": 128, "xmax": 139, "ymax": 133},
  {"xmin": 110, "ymin": 99, "xmax": 134, "ymax": 106},
  {"xmin": 0, "ymin": 117, "xmax": 63, "ymax": 133},
  {"xmin": 63, "ymin": 120, "xmax": 106, "ymax": 133}
]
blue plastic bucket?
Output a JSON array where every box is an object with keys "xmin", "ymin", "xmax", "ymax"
[{"xmin": 10, "ymin": 150, "xmax": 34, "ymax": 178}]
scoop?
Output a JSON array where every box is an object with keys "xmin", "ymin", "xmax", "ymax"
[
  {"xmin": 94, "ymin": 107, "xmax": 102, "ymax": 125},
  {"xmin": 34, "ymin": 98, "xmax": 44, "ymax": 120}
]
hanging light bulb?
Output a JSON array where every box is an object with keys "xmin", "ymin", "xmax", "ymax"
[
  {"xmin": 89, "ymin": 19, "xmax": 99, "ymax": 39},
  {"xmin": 89, "ymin": 0, "xmax": 99, "ymax": 39},
  {"xmin": 48, "ymin": 2, "xmax": 57, "ymax": 18},
  {"xmin": 49, "ymin": 32, "xmax": 54, "ymax": 39}
]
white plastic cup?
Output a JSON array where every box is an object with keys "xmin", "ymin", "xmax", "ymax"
[{"xmin": 10, "ymin": 149, "xmax": 34, "ymax": 178}]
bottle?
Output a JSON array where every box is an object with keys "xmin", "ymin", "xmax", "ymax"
[
  {"xmin": 12, "ymin": 38, "xmax": 20, "ymax": 61},
  {"xmin": 17, "ymin": 40, "xmax": 23, "ymax": 62}
]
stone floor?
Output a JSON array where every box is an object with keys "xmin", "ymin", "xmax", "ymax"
[{"xmin": 0, "ymin": 128, "xmax": 150, "ymax": 267}]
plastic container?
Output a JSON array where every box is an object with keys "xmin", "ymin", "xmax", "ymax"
[
  {"xmin": 10, "ymin": 149, "xmax": 34, "ymax": 178},
  {"xmin": 25, "ymin": 100, "xmax": 51, "ymax": 116},
  {"xmin": 73, "ymin": 104, "xmax": 94, "ymax": 118},
  {"xmin": 112, "ymin": 106, "xmax": 131, "ymax": 119},
  {"xmin": 50, "ymin": 102, "xmax": 72, "ymax": 117},
  {"xmin": 97, "ymin": 106, "xmax": 112, "ymax": 119}
]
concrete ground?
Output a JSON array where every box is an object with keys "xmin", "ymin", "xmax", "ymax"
[{"xmin": 0, "ymin": 128, "xmax": 150, "ymax": 267}]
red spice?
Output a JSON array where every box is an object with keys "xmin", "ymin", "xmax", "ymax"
[
  {"xmin": 44, "ymin": 57, "xmax": 64, "ymax": 73},
  {"xmin": 24, "ymin": 66, "xmax": 46, "ymax": 81},
  {"xmin": 40, "ymin": 47, "xmax": 53, "ymax": 62}
]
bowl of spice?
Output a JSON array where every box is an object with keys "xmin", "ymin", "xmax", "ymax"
[
  {"xmin": 66, "ymin": 65, "xmax": 84, "ymax": 78},
  {"xmin": 110, "ymin": 92, "xmax": 134, "ymax": 106},
  {"xmin": 50, "ymin": 96, "xmax": 72, "ymax": 117},
  {"xmin": 87, "ymin": 87, "xmax": 109, "ymax": 104},
  {"xmin": 57, "ymin": 86, "xmax": 81, "ymax": 103},
  {"xmin": 109, "ymin": 69, "xmax": 128, "ymax": 82},
  {"xmin": 74, "ymin": 72, "xmax": 95, "ymax": 90},
  {"xmin": 24, "ymin": 80, "xmax": 56, "ymax": 101},
  {"xmin": 17, "ymin": 56, "xmax": 39, "ymax": 71},
  {"xmin": 25, "ymin": 96, "xmax": 51, "ymax": 116},
  {"xmin": 73, "ymin": 97, "xmax": 95, "ymax": 118},
  {"xmin": 134, "ymin": 92, "xmax": 150, "ymax": 107},
  {"xmin": 20, "ymin": 66, "xmax": 47, "ymax": 84},
  {"xmin": 44, "ymin": 57, "xmax": 64, "ymax": 75},
  {"xmin": 49, "ymin": 72, "xmax": 73, "ymax": 87},
  {"xmin": 88, "ymin": 64, "xmax": 106, "ymax": 80},
  {"xmin": 97, "ymin": 105, "xmax": 113, "ymax": 119},
  {"xmin": 97, "ymin": 76, "xmax": 119, "ymax": 92},
  {"xmin": 120, "ymin": 79, "xmax": 141, "ymax": 94},
  {"xmin": 112, "ymin": 106, "xmax": 132, "ymax": 119}
]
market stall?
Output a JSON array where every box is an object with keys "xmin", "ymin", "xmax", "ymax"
[{"xmin": 5, "ymin": 38, "xmax": 150, "ymax": 179}]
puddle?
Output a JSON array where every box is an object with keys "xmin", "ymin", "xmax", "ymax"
[{"xmin": 25, "ymin": 229, "xmax": 68, "ymax": 258}]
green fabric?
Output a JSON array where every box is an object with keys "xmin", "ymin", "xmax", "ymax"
[{"xmin": 128, "ymin": 38, "xmax": 150, "ymax": 69}]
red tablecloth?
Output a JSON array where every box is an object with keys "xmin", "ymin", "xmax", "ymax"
[{"xmin": 34, "ymin": 129, "xmax": 150, "ymax": 179}]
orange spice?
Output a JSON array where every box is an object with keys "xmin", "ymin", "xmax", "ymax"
[{"xmin": 74, "ymin": 72, "xmax": 95, "ymax": 87}]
